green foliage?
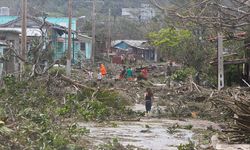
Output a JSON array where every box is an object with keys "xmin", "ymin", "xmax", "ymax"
[
  {"xmin": 0, "ymin": 124, "xmax": 13, "ymax": 136},
  {"xmin": 0, "ymin": 107, "xmax": 6, "ymax": 121},
  {"xmin": 0, "ymin": 76, "xmax": 84, "ymax": 149},
  {"xmin": 148, "ymin": 28, "xmax": 191, "ymax": 48},
  {"xmin": 182, "ymin": 125, "xmax": 193, "ymax": 130},
  {"xmin": 3, "ymin": 75, "xmax": 16, "ymax": 89},
  {"xmin": 57, "ymin": 89, "xmax": 131, "ymax": 121},
  {"xmin": 68, "ymin": 123, "xmax": 90, "ymax": 137},
  {"xmin": 80, "ymin": 100, "xmax": 110, "ymax": 121},
  {"xmin": 148, "ymin": 26, "xmax": 215, "ymax": 72},
  {"xmin": 225, "ymin": 65, "xmax": 242, "ymax": 86},
  {"xmin": 97, "ymin": 138, "xmax": 133, "ymax": 150},
  {"xmin": 166, "ymin": 124, "xmax": 180, "ymax": 134},
  {"xmin": 0, "ymin": 68, "xmax": 138, "ymax": 149},
  {"xmin": 111, "ymin": 122, "xmax": 118, "ymax": 128},
  {"xmin": 178, "ymin": 139, "xmax": 195, "ymax": 150},
  {"xmin": 48, "ymin": 66, "xmax": 66, "ymax": 75},
  {"xmin": 171, "ymin": 67, "xmax": 196, "ymax": 81}
]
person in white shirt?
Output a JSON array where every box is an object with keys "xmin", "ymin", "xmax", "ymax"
[
  {"xmin": 87, "ymin": 70, "xmax": 93, "ymax": 80},
  {"xmin": 97, "ymin": 72, "xmax": 102, "ymax": 82}
]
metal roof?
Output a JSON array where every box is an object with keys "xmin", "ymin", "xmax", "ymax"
[
  {"xmin": 45, "ymin": 17, "xmax": 77, "ymax": 31},
  {"xmin": 112, "ymin": 40, "xmax": 149, "ymax": 50},
  {"xmin": 0, "ymin": 28, "xmax": 41, "ymax": 36},
  {"xmin": 0, "ymin": 28, "xmax": 21, "ymax": 34},
  {"xmin": 78, "ymin": 34, "xmax": 92, "ymax": 40},
  {"xmin": 0, "ymin": 16, "xmax": 18, "ymax": 25},
  {"xmin": 0, "ymin": 16, "xmax": 77, "ymax": 30}
]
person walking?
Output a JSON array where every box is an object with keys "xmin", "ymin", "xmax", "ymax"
[
  {"xmin": 126, "ymin": 66, "xmax": 133, "ymax": 81},
  {"xmin": 87, "ymin": 69, "xmax": 93, "ymax": 80},
  {"xmin": 141, "ymin": 67, "xmax": 148, "ymax": 80},
  {"xmin": 100, "ymin": 63, "xmax": 107, "ymax": 77},
  {"xmin": 137, "ymin": 67, "xmax": 148, "ymax": 80},
  {"xmin": 119, "ymin": 66, "xmax": 126, "ymax": 79},
  {"xmin": 144, "ymin": 88, "xmax": 153, "ymax": 117},
  {"xmin": 97, "ymin": 72, "xmax": 102, "ymax": 82}
]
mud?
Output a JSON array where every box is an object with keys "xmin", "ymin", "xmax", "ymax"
[{"xmin": 79, "ymin": 118, "xmax": 220, "ymax": 150}]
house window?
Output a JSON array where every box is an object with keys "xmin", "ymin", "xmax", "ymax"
[{"xmin": 80, "ymin": 42, "xmax": 85, "ymax": 51}]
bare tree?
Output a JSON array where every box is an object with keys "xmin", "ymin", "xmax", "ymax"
[{"xmin": 150, "ymin": 0, "xmax": 250, "ymax": 31}]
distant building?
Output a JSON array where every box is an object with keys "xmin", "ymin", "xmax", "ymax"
[
  {"xmin": 0, "ymin": 15, "xmax": 92, "ymax": 78},
  {"xmin": 122, "ymin": 4, "xmax": 156, "ymax": 21},
  {"xmin": 0, "ymin": 16, "xmax": 92, "ymax": 62},
  {"xmin": 111, "ymin": 40, "xmax": 156, "ymax": 64}
]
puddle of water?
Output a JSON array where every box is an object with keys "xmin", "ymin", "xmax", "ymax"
[{"xmin": 79, "ymin": 119, "xmax": 194, "ymax": 150}]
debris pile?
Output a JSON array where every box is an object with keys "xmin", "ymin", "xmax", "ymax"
[
  {"xmin": 211, "ymin": 88, "xmax": 250, "ymax": 143},
  {"xmin": 71, "ymin": 64, "xmax": 249, "ymax": 144}
]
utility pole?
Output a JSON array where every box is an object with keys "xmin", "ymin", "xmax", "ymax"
[
  {"xmin": 21, "ymin": 0, "xmax": 27, "ymax": 67},
  {"xmin": 66, "ymin": 0, "xmax": 72, "ymax": 76},
  {"xmin": 107, "ymin": 8, "xmax": 111, "ymax": 59},
  {"xmin": 217, "ymin": 0, "xmax": 224, "ymax": 90},
  {"xmin": 218, "ymin": 32, "xmax": 224, "ymax": 90},
  {"xmin": 91, "ymin": 0, "xmax": 96, "ymax": 63}
]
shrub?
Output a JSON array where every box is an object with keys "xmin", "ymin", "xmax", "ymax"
[
  {"xmin": 178, "ymin": 139, "xmax": 195, "ymax": 150},
  {"xmin": 171, "ymin": 67, "xmax": 196, "ymax": 81}
]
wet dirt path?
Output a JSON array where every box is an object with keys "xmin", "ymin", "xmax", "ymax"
[{"xmin": 79, "ymin": 116, "xmax": 220, "ymax": 150}]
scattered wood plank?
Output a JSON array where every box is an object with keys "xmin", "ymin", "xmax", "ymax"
[
  {"xmin": 60, "ymin": 74, "xmax": 96, "ymax": 91},
  {"xmin": 242, "ymin": 79, "xmax": 250, "ymax": 87}
]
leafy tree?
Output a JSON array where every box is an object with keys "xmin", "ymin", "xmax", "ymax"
[
  {"xmin": 148, "ymin": 27, "xmax": 215, "ymax": 71},
  {"xmin": 148, "ymin": 27, "xmax": 191, "ymax": 47}
]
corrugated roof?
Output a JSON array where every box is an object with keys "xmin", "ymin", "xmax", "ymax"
[
  {"xmin": 0, "ymin": 28, "xmax": 21, "ymax": 34},
  {"xmin": 0, "ymin": 28, "xmax": 41, "ymax": 36},
  {"xmin": 0, "ymin": 16, "xmax": 77, "ymax": 31},
  {"xmin": 112, "ymin": 40, "xmax": 148, "ymax": 50},
  {"xmin": 0, "ymin": 16, "xmax": 18, "ymax": 25},
  {"xmin": 45, "ymin": 17, "xmax": 77, "ymax": 31}
]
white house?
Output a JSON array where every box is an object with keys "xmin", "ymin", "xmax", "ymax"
[{"xmin": 122, "ymin": 4, "xmax": 156, "ymax": 21}]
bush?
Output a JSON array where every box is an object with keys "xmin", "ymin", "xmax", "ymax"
[
  {"xmin": 171, "ymin": 67, "xmax": 196, "ymax": 81},
  {"xmin": 58, "ymin": 90, "xmax": 132, "ymax": 121},
  {"xmin": 0, "ymin": 76, "xmax": 83, "ymax": 149},
  {"xmin": 178, "ymin": 139, "xmax": 195, "ymax": 150},
  {"xmin": 0, "ymin": 73, "xmax": 138, "ymax": 149}
]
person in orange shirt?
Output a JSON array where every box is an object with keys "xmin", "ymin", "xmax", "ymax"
[{"xmin": 100, "ymin": 63, "xmax": 107, "ymax": 77}]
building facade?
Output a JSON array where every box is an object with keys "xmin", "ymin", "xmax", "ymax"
[
  {"xmin": 0, "ymin": 16, "xmax": 92, "ymax": 63},
  {"xmin": 121, "ymin": 4, "xmax": 156, "ymax": 21},
  {"xmin": 112, "ymin": 40, "xmax": 156, "ymax": 64}
]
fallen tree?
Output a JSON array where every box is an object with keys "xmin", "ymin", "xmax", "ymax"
[{"xmin": 210, "ymin": 88, "xmax": 250, "ymax": 143}]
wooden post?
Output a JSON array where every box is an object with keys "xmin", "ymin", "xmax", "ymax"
[
  {"xmin": 66, "ymin": 0, "xmax": 72, "ymax": 76},
  {"xmin": 108, "ymin": 8, "xmax": 111, "ymax": 59},
  {"xmin": 21, "ymin": 0, "xmax": 27, "ymax": 71},
  {"xmin": 154, "ymin": 48, "xmax": 158, "ymax": 62},
  {"xmin": 218, "ymin": 32, "xmax": 224, "ymax": 90},
  {"xmin": 91, "ymin": 0, "xmax": 96, "ymax": 63}
]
